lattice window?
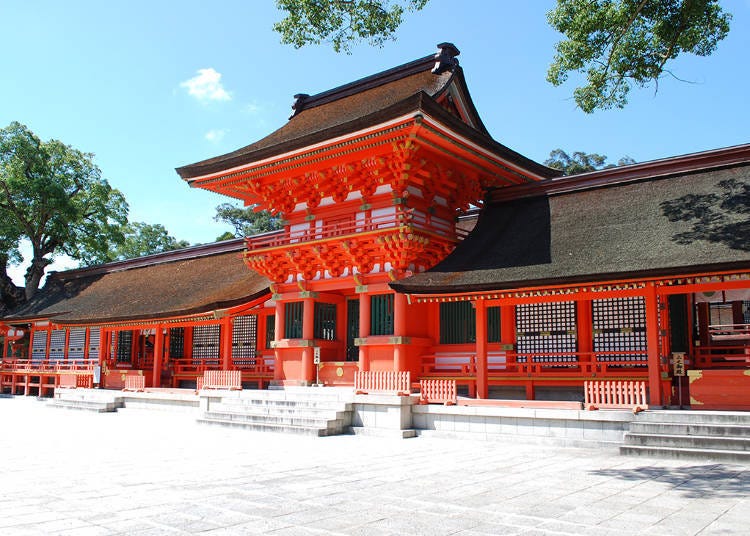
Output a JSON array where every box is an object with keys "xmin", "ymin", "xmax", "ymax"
[
  {"xmin": 285, "ymin": 302, "xmax": 303, "ymax": 339},
  {"xmin": 88, "ymin": 328, "xmax": 100, "ymax": 360},
  {"xmin": 67, "ymin": 328, "xmax": 86, "ymax": 360},
  {"xmin": 314, "ymin": 303, "xmax": 336, "ymax": 341},
  {"xmin": 169, "ymin": 328, "xmax": 184, "ymax": 358},
  {"xmin": 371, "ymin": 294, "xmax": 394, "ymax": 336},
  {"xmin": 49, "ymin": 329, "xmax": 66, "ymax": 361},
  {"xmin": 233, "ymin": 316, "xmax": 257, "ymax": 365},
  {"xmin": 192, "ymin": 325, "xmax": 220, "ymax": 362},
  {"xmin": 593, "ymin": 297, "xmax": 647, "ymax": 362},
  {"xmin": 346, "ymin": 299, "xmax": 359, "ymax": 362},
  {"xmin": 744, "ymin": 301, "xmax": 750, "ymax": 324},
  {"xmin": 116, "ymin": 331, "xmax": 133, "ymax": 363},
  {"xmin": 265, "ymin": 315, "xmax": 275, "ymax": 349},
  {"xmin": 515, "ymin": 302, "xmax": 577, "ymax": 362},
  {"xmin": 487, "ymin": 306, "xmax": 501, "ymax": 343},
  {"xmin": 31, "ymin": 330, "xmax": 48, "ymax": 361},
  {"xmin": 440, "ymin": 301, "xmax": 475, "ymax": 344}
]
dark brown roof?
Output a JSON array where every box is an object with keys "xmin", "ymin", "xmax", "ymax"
[
  {"xmin": 176, "ymin": 45, "xmax": 559, "ymax": 180},
  {"xmin": 5, "ymin": 240, "xmax": 270, "ymax": 324},
  {"xmin": 392, "ymin": 154, "xmax": 750, "ymax": 294}
]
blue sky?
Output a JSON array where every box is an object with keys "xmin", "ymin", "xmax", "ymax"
[{"xmin": 2, "ymin": 1, "xmax": 749, "ymax": 282}]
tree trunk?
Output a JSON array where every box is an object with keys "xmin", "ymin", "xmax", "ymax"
[
  {"xmin": 24, "ymin": 256, "xmax": 51, "ymax": 300},
  {"xmin": 0, "ymin": 256, "xmax": 26, "ymax": 314}
]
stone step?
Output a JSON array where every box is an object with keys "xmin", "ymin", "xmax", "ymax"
[
  {"xmin": 219, "ymin": 398, "xmax": 351, "ymax": 410},
  {"xmin": 47, "ymin": 399, "xmax": 117, "ymax": 413},
  {"xmin": 350, "ymin": 426, "xmax": 417, "ymax": 439},
  {"xmin": 635, "ymin": 411, "xmax": 750, "ymax": 425},
  {"xmin": 624, "ymin": 432, "xmax": 750, "ymax": 452},
  {"xmin": 210, "ymin": 402, "xmax": 350, "ymax": 419},
  {"xmin": 196, "ymin": 417, "xmax": 349, "ymax": 436},
  {"xmin": 202, "ymin": 410, "xmax": 349, "ymax": 429},
  {"xmin": 620, "ymin": 444, "xmax": 750, "ymax": 464},
  {"xmin": 629, "ymin": 422, "xmax": 750, "ymax": 438}
]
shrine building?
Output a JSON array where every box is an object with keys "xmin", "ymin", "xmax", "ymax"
[{"xmin": 1, "ymin": 44, "xmax": 748, "ymax": 410}]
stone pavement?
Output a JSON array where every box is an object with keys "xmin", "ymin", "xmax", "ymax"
[{"xmin": 0, "ymin": 397, "xmax": 748, "ymax": 536}]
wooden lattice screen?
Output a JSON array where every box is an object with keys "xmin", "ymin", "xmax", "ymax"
[
  {"xmin": 192, "ymin": 325, "xmax": 220, "ymax": 362},
  {"xmin": 49, "ymin": 329, "xmax": 66, "ymax": 362},
  {"xmin": 232, "ymin": 315, "xmax": 257, "ymax": 365},
  {"xmin": 67, "ymin": 328, "xmax": 86, "ymax": 360},
  {"xmin": 169, "ymin": 327, "xmax": 185, "ymax": 358},
  {"xmin": 515, "ymin": 302, "xmax": 577, "ymax": 362},
  {"xmin": 593, "ymin": 297, "xmax": 647, "ymax": 363},
  {"xmin": 31, "ymin": 330, "xmax": 47, "ymax": 362},
  {"xmin": 88, "ymin": 328, "xmax": 100, "ymax": 360}
]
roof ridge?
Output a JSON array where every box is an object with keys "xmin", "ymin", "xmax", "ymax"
[{"xmin": 290, "ymin": 42, "xmax": 460, "ymax": 117}]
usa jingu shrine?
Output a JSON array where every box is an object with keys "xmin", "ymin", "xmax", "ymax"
[{"xmin": 2, "ymin": 44, "xmax": 749, "ymax": 411}]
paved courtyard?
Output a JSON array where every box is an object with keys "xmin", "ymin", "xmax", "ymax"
[{"xmin": 0, "ymin": 396, "xmax": 748, "ymax": 535}]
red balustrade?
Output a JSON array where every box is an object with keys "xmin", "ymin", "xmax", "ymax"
[
  {"xmin": 420, "ymin": 379, "xmax": 457, "ymax": 405},
  {"xmin": 584, "ymin": 380, "xmax": 648, "ymax": 412},
  {"xmin": 354, "ymin": 370, "xmax": 411, "ymax": 395}
]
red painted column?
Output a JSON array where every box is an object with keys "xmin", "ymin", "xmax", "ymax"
[
  {"xmin": 152, "ymin": 326, "xmax": 164, "ymax": 387},
  {"xmin": 393, "ymin": 293, "xmax": 407, "ymax": 372},
  {"xmin": 577, "ymin": 300, "xmax": 593, "ymax": 371},
  {"xmin": 220, "ymin": 317, "xmax": 233, "ymax": 370},
  {"xmin": 644, "ymin": 283, "xmax": 663, "ymax": 406},
  {"xmin": 475, "ymin": 299, "xmax": 488, "ymax": 399},
  {"xmin": 302, "ymin": 298, "xmax": 315, "ymax": 384},
  {"xmin": 274, "ymin": 301, "xmax": 285, "ymax": 381},
  {"xmin": 358, "ymin": 292, "xmax": 370, "ymax": 371}
]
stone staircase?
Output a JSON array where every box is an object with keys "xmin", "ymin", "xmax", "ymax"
[
  {"xmin": 621, "ymin": 410, "xmax": 750, "ymax": 464},
  {"xmin": 47, "ymin": 389, "xmax": 121, "ymax": 413},
  {"xmin": 197, "ymin": 388, "xmax": 354, "ymax": 436}
]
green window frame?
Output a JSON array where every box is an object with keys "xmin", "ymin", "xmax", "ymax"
[
  {"xmin": 487, "ymin": 306, "xmax": 501, "ymax": 343},
  {"xmin": 440, "ymin": 301, "xmax": 475, "ymax": 344},
  {"xmin": 284, "ymin": 302, "xmax": 304, "ymax": 339},
  {"xmin": 265, "ymin": 314, "xmax": 275, "ymax": 348},
  {"xmin": 439, "ymin": 303, "xmax": 502, "ymax": 344},
  {"xmin": 370, "ymin": 294, "xmax": 394, "ymax": 336},
  {"xmin": 314, "ymin": 302, "xmax": 337, "ymax": 341}
]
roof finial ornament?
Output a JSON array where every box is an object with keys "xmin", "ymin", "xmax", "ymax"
[
  {"xmin": 290, "ymin": 93, "xmax": 309, "ymax": 118},
  {"xmin": 432, "ymin": 42, "xmax": 460, "ymax": 75}
]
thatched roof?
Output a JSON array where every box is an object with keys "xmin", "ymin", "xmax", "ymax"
[
  {"xmin": 392, "ymin": 147, "xmax": 750, "ymax": 294},
  {"xmin": 5, "ymin": 240, "xmax": 270, "ymax": 324}
]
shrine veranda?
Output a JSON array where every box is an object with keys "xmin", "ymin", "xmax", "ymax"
[{"xmin": 2, "ymin": 44, "xmax": 749, "ymax": 412}]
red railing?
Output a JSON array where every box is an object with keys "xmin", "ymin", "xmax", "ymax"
[
  {"xmin": 709, "ymin": 324, "xmax": 750, "ymax": 341},
  {"xmin": 246, "ymin": 208, "xmax": 466, "ymax": 250},
  {"xmin": 0, "ymin": 359, "xmax": 97, "ymax": 373},
  {"xmin": 421, "ymin": 351, "xmax": 650, "ymax": 379},
  {"xmin": 584, "ymin": 380, "xmax": 648, "ymax": 411},
  {"xmin": 420, "ymin": 379, "xmax": 457, "ymax": 405},
  {"xmin": 354, "ymin": 370, "xmax": 410, "ymax": 395},
  {"xmin": 694, "ymin": 345, "xmax": 750, "ymax": 368},
  {"xmin": 172, "ymin": 356, "xmax": 274, "ymax": 376}
]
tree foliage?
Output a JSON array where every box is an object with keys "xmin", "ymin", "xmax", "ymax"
[
  {"xmin": 274, "ymin": 0, "xmax": 732, "ymax": 111},
  {"xmin": 545, "ymin": 149, "xmax": 635, "ymax": 175},
  {"xmin": 0, "ymin": 122, "xmax": 128, "ymax": 302},
  {"xmin": 110, "ymin": 222, "xmax": 190, "ymax": 261},
  {"xmin": 214, "ymin": 203, "xmax": 283, "ymax": 238},
  {"xmin": 547, "ymin": 0, "xmax": 732, "ymax": 112},
  {"xmin": 274, "ymin": 0, "xmax": 427, "ymax": 53}
]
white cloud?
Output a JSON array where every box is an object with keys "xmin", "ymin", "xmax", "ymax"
[
  {"xmin": 204, "ymin": 129, "xmax": 227, "ymax": 143},
  {"xmin": 180, "ymin": 68, "xmax": 231, "ymax": 102},
  {"xmin": 243, "ymin": 102, "xmax": 260, "ymax": 115}
]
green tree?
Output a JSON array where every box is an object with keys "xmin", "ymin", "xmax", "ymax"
[
  {"xmin": 111, "ymin": 222, "xmax": 191, "ymax": 261},
  {"xmin": 274, "ymin": 0, "xmax": 732, "ymax": 111},
  {"xmin": 214, "ymin": 203, "xmax": 283, "ymax": 238},
  {"xmin": 547, "ymin": 0, "xmax": 732, "ymax": 112},
  {"xmin": 545, "ymin": 149, "xmax": 635, "ymax": 175},
  {"xmin": 0, "ymin": 122, "xmax": 128, "ymax": 305},
  {"xmin": 274, "ymin": 0, "xmax": 427, "ymax": 53}
]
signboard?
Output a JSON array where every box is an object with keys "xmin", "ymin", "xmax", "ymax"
[
  {"xmin": 672, "ymin": 352, "xmax": 686, "ymax": 377},
  {"xmin": 313, "ymin": 347, "xmax": 321, "ymax": 365}
]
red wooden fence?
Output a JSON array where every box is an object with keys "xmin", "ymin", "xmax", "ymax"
[
  {"xmin": 584, "ymin": 380, "xmax": 647, "ymax": 412},
  {"xmin": 419, "ymin": 379, "xmax": 457, "ymax": 406},
  {"xmin": 354, "ymin": 371, "xmax": 411, "ymax": 395}
]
